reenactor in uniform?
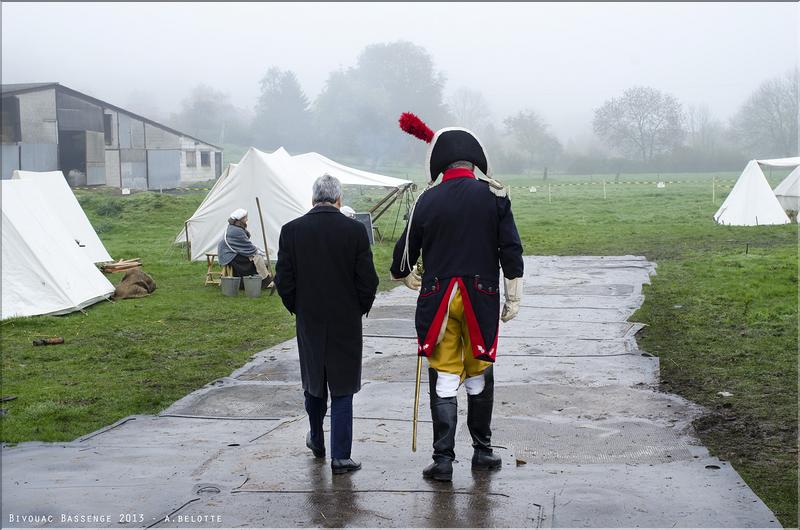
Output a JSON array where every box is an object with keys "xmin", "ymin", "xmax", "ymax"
[{"xmin": 390, "ymin": 113, "xmax": 524, "ymax": 482}]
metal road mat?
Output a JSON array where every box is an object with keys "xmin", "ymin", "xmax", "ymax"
[
  {"xmin": 524, "ymin": 283, "xmax": 635, "ymax": 296},
  {"xmin": 162, "ymin": 382, "xmax": 304, "ymax": 419},
  {"xmin": 362, "ymin": 318, "xmax": 416, "ymax": 338},
  {"xmin": 235, "ymin": 356, "xmax": 302, "ymax": 382},
  {"xmin": 361, "ymin": 351, "xmax": 428, "ymax": 383},
  {"xmin": 367, "ymin": 304, "xmax": 417, "ymax": 319},
  {"xmin": 466, "ymin": 417, "xmax": 693, "ymax": 465},
  {"xmin": 155, "ymin": 488, "xmax": 545, "ymax": 528}
]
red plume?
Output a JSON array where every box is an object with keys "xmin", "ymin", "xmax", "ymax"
[{"xmin": 399, "ymin": 112, "xmax": 434, "ymax": 143}]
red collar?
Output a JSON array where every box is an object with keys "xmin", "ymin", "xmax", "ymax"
[{"xmin": 441, "ymin": 167, "xmax": 476, "ymax": 182}]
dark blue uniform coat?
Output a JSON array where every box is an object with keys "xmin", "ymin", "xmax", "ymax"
[{"xmin": 390, "ymin": 171, "xmax": 524, "ymax": 362}]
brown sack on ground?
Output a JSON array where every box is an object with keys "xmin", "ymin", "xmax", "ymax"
[{"xmin": 113, "ymin": 268, "xmax": 157, "ymax": 300}]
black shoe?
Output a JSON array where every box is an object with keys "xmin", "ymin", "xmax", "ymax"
[
  {"xmin": 306, "ymin": 432, "xmax": 325, "ymax": 458},
  {"xmin": 422, "ymin": 459, "xmax": 453, "ymax": 482},
  {"xmin": 472, "ymin": 449, "xmax": 502, "ymax": 470},
  {"xmin": 261, "ymin": 276, "xmax": 273, "ymax": 290},
  {"xmin": 331, "ymin": 458, "xmax": 361, "ymax": 474}
]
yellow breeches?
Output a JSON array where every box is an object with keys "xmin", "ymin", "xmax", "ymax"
[{"xmin": 428, "ymin": 288, "xmax": 493, "ymax": 380}]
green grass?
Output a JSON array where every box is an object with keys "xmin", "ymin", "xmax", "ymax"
[{"xmin": 0, "ymin": 171, "xmax": 796, "ymax": 526}]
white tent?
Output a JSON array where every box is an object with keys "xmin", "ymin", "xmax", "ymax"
[
  {"xmin": 773, "ymin": 165, "xmax": 800, "ymax": 213},
  {"xmin": 291, "ymin": 152, "xmax": 411, "ymax": 188},
  {"xmin": 174, "ymin": 162, "xmax": 238, "ymax": 244},
  {"xmin": 2, "ymin": 180, "xmax": 115, "ymax": 319},
  {"xmin": 12, "ymin": 170, "xmax": 112, "ymax": 263},
  {"xmin": 714, "ymin": 160, "xmax": 791, "ymax": 226},
  {"xmin": 178, "ymin": 147, "xmax": 412, "ymax": 261}
]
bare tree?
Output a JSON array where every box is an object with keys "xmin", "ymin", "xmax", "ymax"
[
  {"xmin": 593, "ymin": 86, "xmax": 685, "ymax": 162},
  {"xmin": 448, "ymin": 88, "xmax": 491, "ymax": 133},
  {"xmin": 687, "ymin": 104, "xmax": 725, "ymax": 152},
  {"xmin": 503, "ymin": 110, "xmax": 562, "ymax": 171},
  {"xmin": 731, "ymin": 70, "xmax": 799, "ymax": 157}
]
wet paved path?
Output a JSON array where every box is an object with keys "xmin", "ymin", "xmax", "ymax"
[{"xmin": 2, "ymin": 256, "xmax": 781, "ymax": 527}]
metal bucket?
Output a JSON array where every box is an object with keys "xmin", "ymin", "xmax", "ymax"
[
  {"xmin": 220, "ymin": 276, "xmax": 241, "ymax": 296},
  {"xmin": 242, "ymin": 275, "xmax": 263, "ymax": 298}
]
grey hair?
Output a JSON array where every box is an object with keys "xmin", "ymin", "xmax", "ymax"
[
  {"xmin": 312, "ymin": 174, "xmax": 343, "ymax": 204},
  {"xmin": 445, "ymin": 161, "xmax": 475, "ymax": 170}
]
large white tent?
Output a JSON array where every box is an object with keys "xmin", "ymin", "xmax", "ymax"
[
  {"xmin": 773, "ymin": 165, "xmax": 800, "ymax": 213},
  {"xmin": 291, "ymin": 152, "xmax": 411, "ymax": 188},
  {"xmin": 2, "ymin": 180, "xmax": 115, "ymax": 319},
  {"xmin": 178, "ymin": 147, "xmax": 412, "ymax": 261},
  {"xmin": 713, "ymin": 159, "xmax": 794, "ymax": 226},
  {"xmin": 12, "ymin": 170, "xmax": 112, "ymax": 263}
]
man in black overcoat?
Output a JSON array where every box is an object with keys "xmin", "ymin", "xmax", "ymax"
[{"xmin": 275, "ymin": 174, "xmax": 379, "ymax": 474}]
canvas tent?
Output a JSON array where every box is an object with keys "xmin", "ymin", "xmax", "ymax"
[
  {"xmin": 12, "ymin": 170, "xmax": 112, "ymax": 263},
  {"xmin": 178, "ymin": 147, "xmax": 413, "ymax": 261},
  {"xmin": 2, "ymin": 180, "xmax": 115, "ymax": 319},
  {"xmin": 713, "ymin": 159, "xmax": 796, "ymax": 226},
  {"xmin": 291, "ymin": 152, "xmax": 411, "ymax": 188},
  {"xmin": 773, "ymin": 165, "xmax": 800, "ymax": 213}
]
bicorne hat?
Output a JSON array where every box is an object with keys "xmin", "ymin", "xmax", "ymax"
[{"xmin": 399, "ymin": 113, "xmax": 492, "ymax": 183}]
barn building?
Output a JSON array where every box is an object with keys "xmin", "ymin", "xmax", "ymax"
[{"xmin": 1, "ymin": 83, "xmax": 223, "ymax": 189}]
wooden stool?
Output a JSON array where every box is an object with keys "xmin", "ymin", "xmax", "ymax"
[{"xmin": 205, "ymin": 253, "xmax": 222, "ymax": 285}]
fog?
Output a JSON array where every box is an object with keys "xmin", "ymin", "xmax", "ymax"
[{"xmin": 2, "ymin": 2, "xmax": 798, "ymax": 149}]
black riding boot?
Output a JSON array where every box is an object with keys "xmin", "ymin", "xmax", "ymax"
[
  {"xmin": 422, "ymin": 368, "xmax": 457, "ymax": 482},
  {"xmin": 467, "ymin": 366, "xmax": 502, "ymax": 470}
]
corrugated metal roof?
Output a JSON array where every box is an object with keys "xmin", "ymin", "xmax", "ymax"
[
  {"xmin": 1, "ymin": 82, "xmax": 222, "ymax": 150},
  {"xmin": 2, "ymin": 83, "xmax": 60, "ymax": 94}
]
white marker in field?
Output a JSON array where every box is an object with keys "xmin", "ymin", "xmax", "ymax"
[{"xmin": 657, "ymin": 181, "xmax": 666, "ymax": 189}]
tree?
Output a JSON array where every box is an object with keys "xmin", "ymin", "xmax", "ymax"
[
  {"xmin": 448, "ymin": 88, "xmax": 491, "ymax": 134},
  {"xmin": 314, "ymin": 41, "xmax": 450, "ymax": 166},
  {"xmin": 593, "ymin": 86, "xmax": 685, "ymax": 162},
  {"xmin": 170, "ymin": 85, "xmax": 249, "ymax": 146},
  {"xmin": 732, "ymin": 70, "xmax": 799, "ymax": 157},
  {"xmin": 252, "ymin": 68, "xmax": 312, "ymax": 153},
  {"xmin": 502, "ymin": 110, "xmax": 562, "ymax": 171},
  {"xmin": 687, "ymin": 104, "xmax": 724, "ymax": 152}
]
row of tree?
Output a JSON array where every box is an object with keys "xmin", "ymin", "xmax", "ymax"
[{"xmin": 164, "ymin": 41, "xmax": 798, "ymax": 174}]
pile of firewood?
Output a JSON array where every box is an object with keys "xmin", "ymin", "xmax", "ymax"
[{"xmin": 100, "ymin": 258, "xmax": 142, "ymax": 273}]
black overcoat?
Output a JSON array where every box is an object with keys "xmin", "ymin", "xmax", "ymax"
[{"xmin": 275, "ymin": 205, "xmax": 379, "ymax": 398}]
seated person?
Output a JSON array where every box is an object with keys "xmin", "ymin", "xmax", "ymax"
[{"xmin": 218, "ymin": 208, "xmax": 271, "ymax": 287}]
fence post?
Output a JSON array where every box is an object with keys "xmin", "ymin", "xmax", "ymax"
[
  {"xmin": 603, "ymin": 180, "xmax": 607, "ymax": 199},
  {"xmin": 548, "ymin": 184, "xmax": 551, "ymax": 203},
  {"xmin": 712, "ymin": 176, "xmax": 716, "ymax": 204}
]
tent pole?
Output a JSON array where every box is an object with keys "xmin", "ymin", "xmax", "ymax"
[
  {"xmin": 184, "ymin": 221, "xmax": 191, "ymax": 261},
  {"xmin": 369, "ymin": 187, "xmax": 400, "ymax": 219},
  {"xmin": 372, "ymin": 188, "xmax": 402, "ymax": 224},
  {"xmin": 255, "ymin": 196, "xmax": 274, "ymax": 276}
]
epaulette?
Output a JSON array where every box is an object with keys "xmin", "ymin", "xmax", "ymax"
[{"xmin": 477, "ymin": 175, "xmax": 508, "ymax": 198}]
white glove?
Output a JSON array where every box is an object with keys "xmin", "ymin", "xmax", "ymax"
[
  {"xmin": 392, "ymin": 269, "xmax": 421, "ymax": 291},
  {"xmin": 501, "ymin": 277, "xmax": 522, "ymax": 323}
]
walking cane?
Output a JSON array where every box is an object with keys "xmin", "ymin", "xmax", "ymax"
[{"xmin": 412, "ymin": 355, "xmax": 422, "ymax": 452}]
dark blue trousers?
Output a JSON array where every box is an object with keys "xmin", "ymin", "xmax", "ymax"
[{"xmin": 304, "ymin": 389, "xmax": 353, "ymax": 460}]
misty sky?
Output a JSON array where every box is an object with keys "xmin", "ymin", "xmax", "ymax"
[{"xmin": 3, "ymin": 2, "xmax": 798, "ymax": 144}]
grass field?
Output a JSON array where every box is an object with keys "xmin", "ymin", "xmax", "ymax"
[{"xmin": 1, "ymin": 170, "xmax": 796, "ymax": 526}]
